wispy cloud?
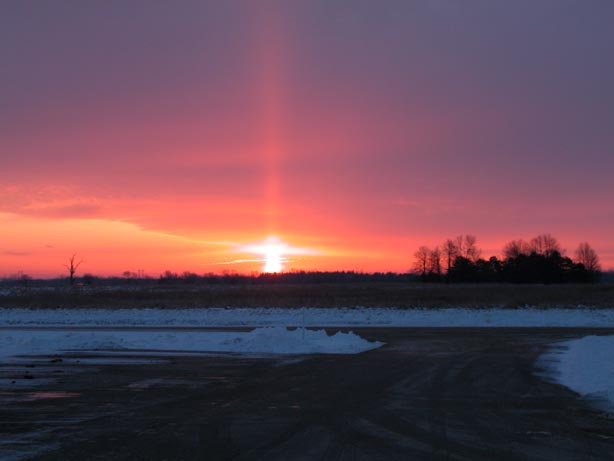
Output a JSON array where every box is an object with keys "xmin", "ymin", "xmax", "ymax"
[
  {"xmin": 0, "ymin": 184, "xmax": 102, "ymax": 219},
  {"xmin": 22, "ymin": 203, "xmax": 102, "ymax": 218},
  {"xmin": 204, "ymin": 258, "xmax": 267, "ymax": 266},
  {"xmin": 2, "ymin": 250, "xmax": 31, "ymax": 256}
]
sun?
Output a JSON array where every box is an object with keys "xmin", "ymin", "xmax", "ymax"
[
  {"xmin": 263, "ymin": 243, "xmax": 283, "ymax": 273},
  {"xmin": 238, "ymin": 236, "xmax": 319, "ymax": 274},
  {"xmin": 238, "ymin": 236, "xmax": 287, "ymax": 273}
]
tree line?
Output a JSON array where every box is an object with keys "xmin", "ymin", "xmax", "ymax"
[
  {"xmin": 2, "ymin": 270, "xmax": 414, "ymax": 289},
  {"xmin": 414, "ymin": 234, "xmax": 601, "ymax": 284},
  {"xmin": 158, "ymin": 270, "xmax": 411, "ymax": 285}
]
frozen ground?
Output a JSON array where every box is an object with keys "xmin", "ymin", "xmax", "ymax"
[
  {"xmin": 2, "ymin": 307, "xmax": 614, "ymax": 327},
  {"xmin": 540, "ymin": 335, "xmax": 614, "ymax": 412},
  {"xmin": 0, "ymin": 327, "xmax": 382, "ymax": 362},
  {"xmin": 0, "ymin": 308, "xmax": 614, "ymax": 327},
  {"xmin": 3, "ymin": 307, "xmax": 614, "ymax": 413},
  {"xmin": 4, "ymin": 329, "xmax": 614, "ymax": 460}
]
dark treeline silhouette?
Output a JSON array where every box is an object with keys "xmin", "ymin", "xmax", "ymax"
[
  {"xmin": 414, "ymin": 234, "xmax": 601, "ymax": 284},
  {"xmin": 0, "ymin": 270, "xmax": 413, "ymax": 288},
  {"xmin": 158, "ymin": 270, "xmax": 411, "ymax": 285}
]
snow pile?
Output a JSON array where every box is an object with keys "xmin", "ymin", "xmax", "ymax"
[
  {"xmin": 541, "ymin": 335, "xmax": 614, "ymax": 411},
  {"xmin": 2, "ymin": 307, "xmax": 614, "ymax": 327},
  {"xmin": 0, "ymin": 328, "xmax": 382, "ymax": 361},
  {"xmin": 218, "ymin": 327, "xmax": 382, "ymax": 354}
]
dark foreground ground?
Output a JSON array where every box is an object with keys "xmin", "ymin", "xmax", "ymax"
[{"xmin": 2, "ymin": 328, "xmax": 614, "ymax": 460}]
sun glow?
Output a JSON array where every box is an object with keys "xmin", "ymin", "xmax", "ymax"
[
  {"xmin": 257, "ymin": 236, "xmax": 286, "ymax": 273},
  {"xmin": 238, "ymin": 236, "xmax": 320, "ymax": 274},
  {"xmin": 263, "ymin": 243, "xmax": 283, "ymax": 273}
]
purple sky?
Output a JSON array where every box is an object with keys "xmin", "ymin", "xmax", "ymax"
[{"xmin": 1, "ymin": 0, "xmax": 613, "ymax": 275}]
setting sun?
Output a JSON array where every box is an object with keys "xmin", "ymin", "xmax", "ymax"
[
  {"xmin": 263, "ymin": 243, "xmax": 283, "ymax": 273},
  {"xmin": 237, "ymin": 236, "xmax": 320, "ymax": 273},
  {"xmin": 251, "ymin": 236, "xmax": 286, "ymax": 273}
]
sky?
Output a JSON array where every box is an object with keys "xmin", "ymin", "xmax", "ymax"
[{"xmin": 1, "ymin": 0, "xmax": 614, "ymax": 277}]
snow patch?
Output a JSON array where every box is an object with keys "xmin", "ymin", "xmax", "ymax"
[
  {"xmin": 0, "ymin": 328, "xmax": 382, "ymax": 361},
  {"xmin": 219, "ymin": 327, "xmax": 382, "ymax": 354},
  {"xmin": 540, "ymin": 335, "xmax": 614, "ymax": 412}
]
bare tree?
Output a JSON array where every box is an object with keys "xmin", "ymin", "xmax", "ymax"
[
  {"xmin": 529, "ymin": 234, "xmax": 561, "ymax": 257},
  {"xmin": 503, "ymin": 239, "xmax": 529, "ymax": 259},
  {"xmin": 413, "ymin": 246, "xmax": 430, "ymax": 282},
  {"xmin": 123, "ymin": 270, "xmax": 137, "ymax": 280},
  {"xmin": 463, "ymin": 235, "xmax": 481, "ymax": 262},
  {"xmin": 455, "ymin": 235, "xmax": 465, "ymax": 259},
  {"xmin": 64, "ymin": 255, "xmax": 83, "ymax": 285},
  {"xmin": 442, "ymin": 239, "xmax": 459, "ymax": 274},
  {"xmin": 575, "ymin": 242, "xmax": 601, "ymax": 273},
  {"xmin": 428, "ymin": 246, "xmax": 442, "ymax": 277},
  {"xmin": 542, "ymin": 234, "xmax": 562, "ymax": 256}
]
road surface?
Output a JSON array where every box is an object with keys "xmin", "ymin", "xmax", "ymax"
[{"xmin": 1, "ymin": 327, "xmax": 614, "ymax": 460}]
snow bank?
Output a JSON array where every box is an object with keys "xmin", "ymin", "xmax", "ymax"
[
  {"xmin": 2, "ymin": 307, "xmax": 614, "ymax": 327},
  {"xmin": 540, "ymin": 336, "xmax": 614, "ymax": 411},
  {"xmin": 0, "ymin": 328, "xmax": 382, "ymax": 361}
]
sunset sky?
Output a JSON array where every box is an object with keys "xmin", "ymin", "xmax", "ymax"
[{"xmin": 2, "ymin": 0, "xmax": 614, "ymax": 277}]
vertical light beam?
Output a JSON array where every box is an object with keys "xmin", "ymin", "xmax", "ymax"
[{"xmin": 253, "ymin": 2, "xmax": 286, "ymax": 235}]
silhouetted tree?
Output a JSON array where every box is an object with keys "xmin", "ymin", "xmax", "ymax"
[
  {"xmin": 416, "ymin": 233, "xmax": 593, "ymax": 284},
  {"xmin": 413, "ymin": 246, "xmax": 430, "ymax": 282},
  {"xmin": 428, "ymin": 246, "xmax": 442, "ymax": 280},
  {"xmin": 463, "ymin": 235, "xmax": 482, "ymax": 262},
  {"xmin": 63, "ymin": 255, "xmax": 83, "ymax": 286},
  {"xmin": 442, "ymin": 239, "xmax": 459, "ymax": 280},
  {"xmin": 529, "ymin": 234, "xmax": 561, "ymax": 257},
  {"xmin": 181, "ymin": 271, "xmax": 200, "ymax": 284},
  {"xmin": 454, "ymin": 235, "xmax": 465, "ymax": 259},
  {"xmin": 448, "ymin": 256, "xmax": 478, "ymax": 282},
  {"xmin": 159, "ymin": 270, "xmax": 180, "ymax": 283},
  {"xmin": 575, "ymin": 242, "xmax": 601, "ymax": 282},
  {"xmin": 478, "ymin": 256, "xmax": 503, "ymax": 283},
  {"xmin": 503, "ymin": 239, "xmax": 529, "ymax": 259}
]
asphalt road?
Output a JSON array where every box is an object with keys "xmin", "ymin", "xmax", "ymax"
[{"xmin": 2, "ymin": 328, "xmax": 614, "ymax": 460}]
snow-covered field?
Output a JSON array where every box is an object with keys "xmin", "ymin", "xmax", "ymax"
[
  {"xmin": 0, "ymin": 327, "xmax": 382, "ymax": 361},
  {"xmin": 540, "ymin": 336, "xmax": 614, "ymax": 412},
  {"xmin": 3, "ymin": 307, "xmax": 614, "ymax": 327}
]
